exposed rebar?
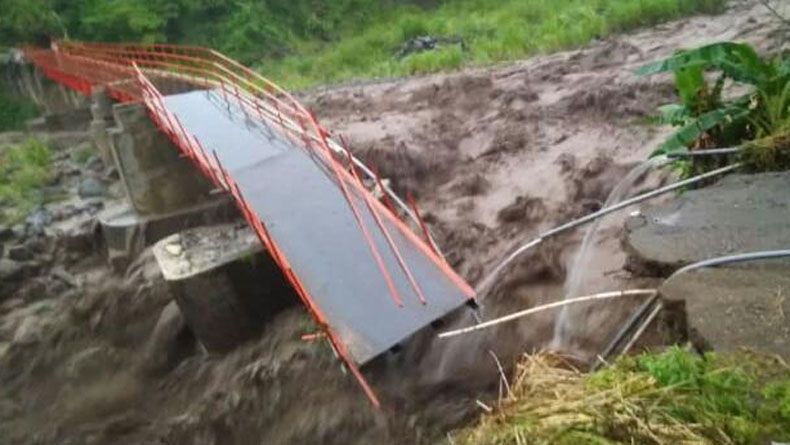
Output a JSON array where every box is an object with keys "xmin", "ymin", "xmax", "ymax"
[
  {"xmin": 592, "ymin": 292, "xmax": 660, "ymax": 371},
  {"xmin": 619, "ymin": 301, "xmax": 664, "ymax": 356}
]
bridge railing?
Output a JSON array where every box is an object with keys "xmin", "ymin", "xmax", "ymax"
[
  {"xmin": 24, "ymin": 41, "xmax": 445, "ymax": 255},
  {"xmin": 23, "ymin": 41, "xmax": 477, "ymax": 406}
]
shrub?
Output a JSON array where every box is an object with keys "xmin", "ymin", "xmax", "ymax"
[
  {"xmin": 0, "ymin": 138, "xmax": 53, "ymax": 223},
  {"xmin": 638, "ymin": 41, "xmax": 790, "ymax": 171},
  {"xmin": 0, "ymin": 89, "xmax": 37, "ymax": 131}
]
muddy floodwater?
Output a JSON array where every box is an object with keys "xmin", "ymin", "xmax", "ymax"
[{"xmin": 0, "ymin": 1, "xmax": 785, "ymax": 443}]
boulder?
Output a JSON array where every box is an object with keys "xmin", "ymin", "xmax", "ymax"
[
  {"xmin": 25, "ymin": 206, "xmax": 52, "ymax": 236},
  {"xmin": 7, "ymin": 244, "xmax": 33, "ymax": 262},
  {"xmin": 78, "ymin": 177, "xmax": 107, "ymax": 199},
  {"xmin": 0, "ymin": 225, "xmax": 12, "ymax": 242},
  {"xmin": 143, "ymin": 301, "xmax": 194, "ymax": 373},
  {"xmin": 0, "ymin": 259, "xmax": 24, "ymax": 290},
  {"xmin": 10, "ymin": 224, "xmax": 26, "ymax": 240}
]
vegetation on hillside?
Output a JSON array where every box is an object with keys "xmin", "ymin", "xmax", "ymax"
[
  {"xmin": 0, "ymin": 138, "xmax": 54, "ymax": 224},
  {"xmin": 0, "ymin": 0, "xmax": 724, "ymax": 89},
  {"xmin": 454, "ymin": 348, "xmax": 790, "ymax": 445},
  {"xmin": 259, "ymin": 0, "xmax": 726, "ymax": 88},
  {"xmin": 0, "ymin": 90, "xmax": 37, "ymax": 132},
  {"xmin": 639, "ymin": 41, "xmax": 790, "ymax": 172}
]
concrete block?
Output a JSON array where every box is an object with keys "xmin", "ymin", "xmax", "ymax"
[{"xmin": 661, "ymin": 263, "xmax": 790, "ymax": 359}]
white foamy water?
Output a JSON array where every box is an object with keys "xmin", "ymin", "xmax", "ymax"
[{"xmin": 551, "ymin": 156, "xmax": 670, "ymax": 349}]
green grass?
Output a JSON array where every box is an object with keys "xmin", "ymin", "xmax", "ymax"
[
  {"xmin": 631, "ymin": 348, "xmax": 790, "ymax": 443},
  {"xmin": 0, "ymin": 90, "xmax": 37, "ymax": 132},
  {"xmin": 1, "ymin": 0, "xmax": 724, "ymax": 91},
  {"xmin": 455, "ymin": 348, "xmax": 790, "ymax": 444},
  {"xmin": 258, "ymin": 0, "xmax": 725, "ymax": 89},
  {"xmin": 0, "ymin": 138, "xmax": 53, "ymax": 224}
]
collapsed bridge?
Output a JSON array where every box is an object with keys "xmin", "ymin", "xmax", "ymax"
[{"xmin": 22, "ymin": 41, "xmax": 477, "ymax": 406}]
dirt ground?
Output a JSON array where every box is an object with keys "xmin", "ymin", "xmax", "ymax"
[{"xmin": 0, "ymin": 1, "xmax": 786, "ymax": 443}]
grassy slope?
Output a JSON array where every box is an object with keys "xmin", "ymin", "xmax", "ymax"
[
  {"xmin": 0, "ymin": 90, "xmax": 37, "ymax": 132},
  {"xmin": 454, "ymin": 348, "xmax": 790, "ymax": 444},
  {"xmin": 258, "ymin": 0, "xmax": 725, "ymax": 89},
  {"xmin": 0, "ymin": 139, "xmax": 53, "ymax": 224}
]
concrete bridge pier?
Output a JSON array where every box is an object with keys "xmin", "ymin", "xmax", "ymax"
[
  {"xmin": 153, "ymin": 223, "xmax": 298, "ymax": 353},
  {"xmin": 84, "ymin": 86, "xmax": 287, "ymax": 354},
  {"xmin": 95, "ymin": 93, "xmax": 237, "ymax": 270}
]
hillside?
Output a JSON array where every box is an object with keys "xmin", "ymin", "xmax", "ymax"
[{"xmin": 1, "ymin": 0, "xmax": 724, "ymax": 89}]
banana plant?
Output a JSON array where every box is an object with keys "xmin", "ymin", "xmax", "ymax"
[{"xmin": 638, "ymin": 42, "xmax": 790, "ymax": 157}]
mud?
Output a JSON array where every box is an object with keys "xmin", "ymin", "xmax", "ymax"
[
  {"xmin": 1, "ymin": 1, "xmax": 786, "ymax": 443},
  {"xmin": 306, "ymin": 0, "xmax": 783, "ymax": 361}
]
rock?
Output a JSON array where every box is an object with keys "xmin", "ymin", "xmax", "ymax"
[
  {"xmin": 7, "ymin": 244, "xmax": 33, "ymax": 261},
  {"xmin": 50, "ymin": 204, "xmax": 76, "ymax": 222},
  {"xmin": 12, "ymin": 316, "xmax": 46, "ymax": 345},
  {"xmin": 51, "ymin": 266, "xmax": 79, "ymax": 288},
  {"xmin": 0, "ymin": 225, "xmax": 12, "ymax": 242},
  {"xmin": 626, "ymin": 173, "xmax": 790, "ymax": 273},
  {"xmin": 0, "ymin": 258, "xmax": 24, "ymax": 282},
  {"xmin": 25, "ymin": 206, "xmax": 52, "ymax": 236},
  {"xmin": 78, "ymin": 177, "xmax": 107, "ymax": 199},
  {"xmin": 661, "ymin": 264, "xmax": 790, "ymax": 359},
  {"xmin": 143, "ymin": 301, "xmax": 194, "ymax": 373},
  {"xmin": 104, "ymin": 165, "xmax": 119, "ymax": 181},
  {"xmin": 47, "ymin": 169, "xmax": 64, "ymax": 186},
  {"xmin": 85, "ymin": 154, "xmax": 104, "ymax": 172},
  {"xmin": 10, "ymin": 224, "xmax": 26, "ymax": 240},
  {"xmin": 14, "ymin": 278, "xmax": 47, "ymax": 303},
  {"xmin": 396, "ymin": 35, "xmax": 466, "ymax": 59},
  {"xmin": 164, "ymin": 243, "xmax": 183, "ymax": 256},
  {"xmin": 59, "ymin": 219, "xmax": 96, "ymax": 254},
  {"xmin": 496, "ymin": 195, "xmax": 546, "ymax": 224},
  {"xmin": 64, "ymin": 165, "xmax": 82, "ymax": 177},
  {"xmin": 23, "ymin": 236, "xmax": 47, "ymax": 254},
  {"xmin": 0, "ymin": 258, "xmax": 36, "ymax": 302}
]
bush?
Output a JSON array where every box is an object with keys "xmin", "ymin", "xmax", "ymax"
[
  {"xmin": 0, "ymin": 138, "xmax": 53, "ymax": 223},
  {"xmin": 1, "ymin": 0, "xmax": 726, "ymax": 90},
  {"xmin": 0, "ymin": 90, "xmax": 37, "ymax": 131},
  {"xmin": 638, "ymin": 41, "xmax": 790, "ymax": 170}
]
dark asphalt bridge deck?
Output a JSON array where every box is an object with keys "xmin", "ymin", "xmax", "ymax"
[{"xmin": 162, "ymin": 89, "xmax": 474, "ymax": 364}]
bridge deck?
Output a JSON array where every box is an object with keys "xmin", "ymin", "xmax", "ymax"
[{"xmin": 163, "ymin": 89, "xmax": 472, "ymax": 364}]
